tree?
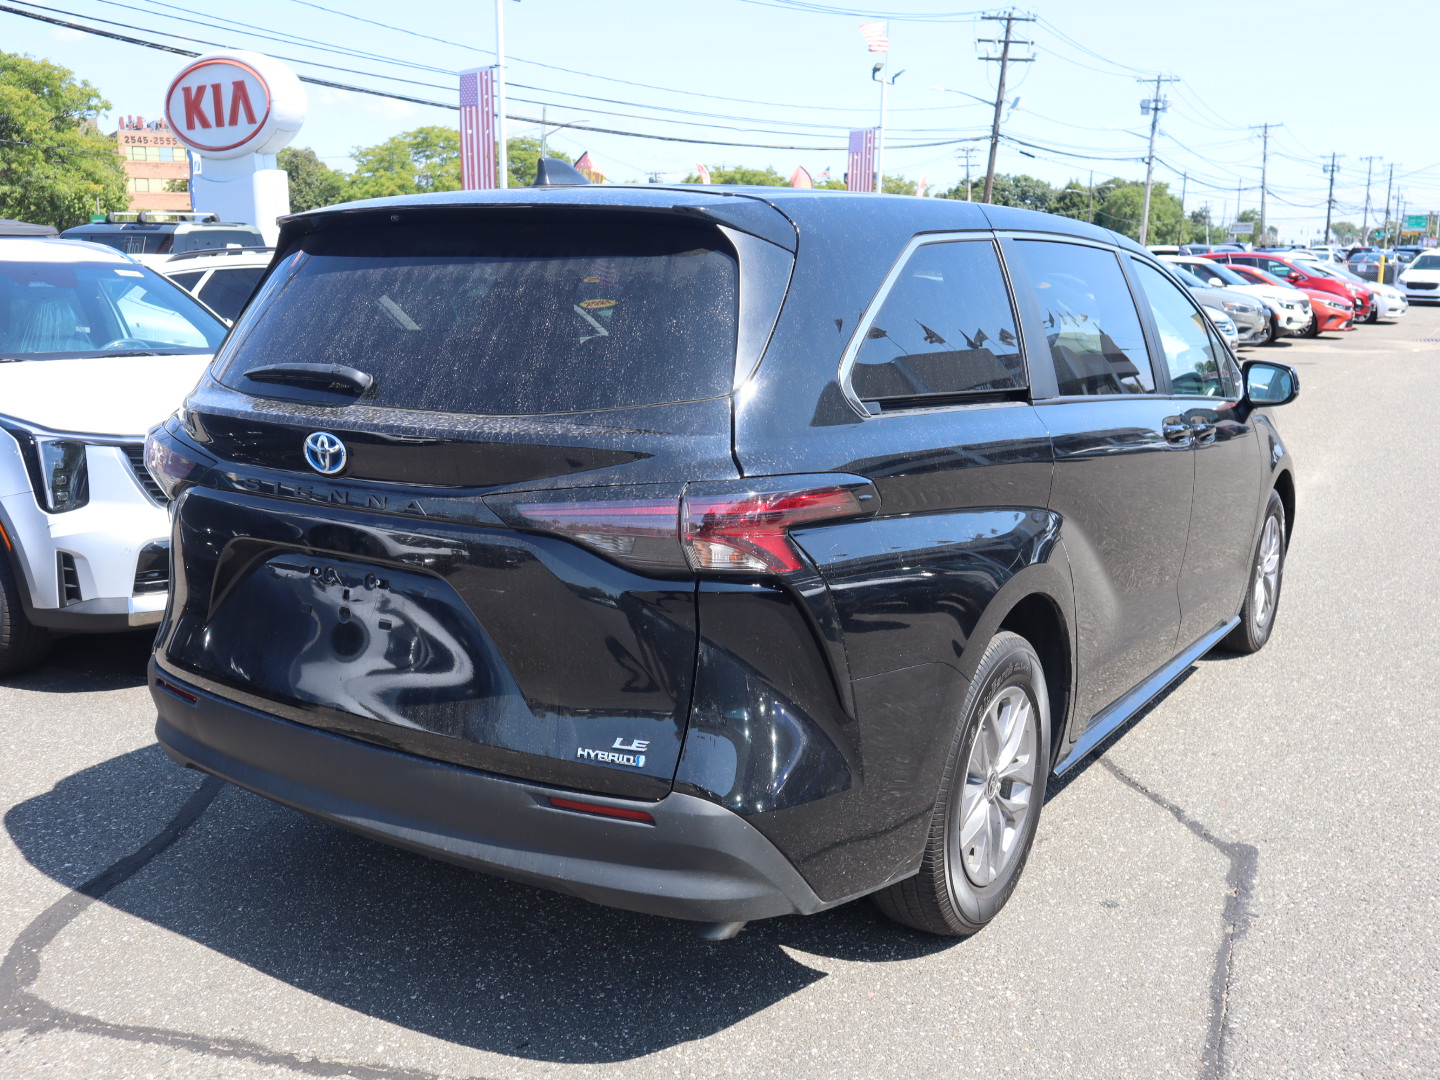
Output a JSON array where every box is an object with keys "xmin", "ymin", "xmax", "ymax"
[
  {"xmin": 681, "ymin": 165, "xmax": 786, "ymax": 186},
  {"xmin": 507, "ymin": 136, "xmax": 571, "ymax": 187},
  {"xmin": 0, "ymin": 52, "xmax": 128, "ymax": 229},
  {"xmin": 1237, "ymin": 209, "xmax": 1276, "ymax": 246},
  {"xmin": 345, "ymin": 126, "xmax": 461, "ymax": 200},
  {"xmin": 278, "ymin": 146, "xmax": 346, "ymax": 212},
  {"xmin": 1329, "ymin": 220, "xmax": 1359, "ymax": 244},
  {"xmin": 881, "ymin": 174, "xmax": 916, "ymax": 195},
  {"xmin": 1094, "ymin": 179, "xmax": 1183, "ymax": 243},
  {"xmin": 1051, "ymin": 181, "xmax": 1092, "ymax": 222},
  {"xmin": 988, "ymin": 173, "xmax": 1056, "ymax": 213}
]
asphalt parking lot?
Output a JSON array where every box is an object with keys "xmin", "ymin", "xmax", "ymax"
[{"xmin": 3, "ymin": 308, "xmax": 1438, "ymax": 1080}]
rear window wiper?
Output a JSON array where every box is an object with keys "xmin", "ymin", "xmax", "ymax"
[{"xmin": 242, "ymin": 363, "xmax": 374, "ymax": 396}]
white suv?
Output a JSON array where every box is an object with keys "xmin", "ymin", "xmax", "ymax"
[{"xmin": 0, "ymin": 239, "xmax": 226, "ymax": 674}]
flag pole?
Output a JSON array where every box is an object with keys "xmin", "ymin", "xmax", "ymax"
[{"xmin": 495, "ymin": 0, "xmax": 508, "ymax": 188}]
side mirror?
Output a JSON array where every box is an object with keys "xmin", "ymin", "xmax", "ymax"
[
  {"xmin": 1287, "ymin": 272, "xmax": 1303, "ymax": 283},
  {"xmin": 1207, "ymin": 277, "xmax": 1224, "ymax": 286},
  {"xmin": 1243, "ymin": 360, "xmax": 1299, "ymax": 407}
]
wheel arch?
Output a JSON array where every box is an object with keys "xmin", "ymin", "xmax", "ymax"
[
  {"xmin": 996, "ymin": 591, "xmax": 1072, "ymax": 769},
  {"xmin": 1273, "ymin": 468, "xmax": 1295, "ymax": 540}
]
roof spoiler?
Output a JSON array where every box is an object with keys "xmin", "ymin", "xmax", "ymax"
[{"xmin": 531, "ymin": 158, "xmax": 590, "ymax": 187}]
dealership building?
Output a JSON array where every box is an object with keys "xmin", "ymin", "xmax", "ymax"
[{"xmin": 114, "ymin": 116, "xmax": 192, "ymax": 212}]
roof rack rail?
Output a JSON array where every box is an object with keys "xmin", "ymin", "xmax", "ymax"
[
  {"xmin": 103, "ymin": 211, "xmax": 223, "ymax": 225},
  {"xmin": 165, "ymin": 246, "xmax": 276, "ymax": 261}
]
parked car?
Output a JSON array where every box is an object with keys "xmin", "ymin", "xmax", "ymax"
[
  {"xmin": 1304, "ymin": 245, "xmax": 1343, "ymax": 263},
  {"xmin": 1303, "ymin": 259, "xmax": 1407, "ymax": 320},
  {"xmin": 1345, "ymin": 250, "xmax": 1401, "ymax": 285},
  {"xmin": 60, "ymin": 213, "xmax": 263, "ymax": 267},
  {"xmin": 145, "ymin": 179, "xmax": 1299, "ymax": 939},
  {"xmin": 158, "ymin": 247, "xmax": 274, "ymax": 323},
  {"xmin": 0, "ymin": 239, "xmax": 226, "ymax": 673},
  {"xmin": 1161, "ymin": 263, "xmax": 1271, "ymax": 344},
  {"xmin": 1222, "ymin": 264, "xmax": 1354, "ymax": 335},
  {"xmin": 1163, "ymin": 256, "xmax": 1311, "ymax": 338},
  {"xmin": 1398, "ymin": 250, "xmax": 1440, "ymax": 302},
  {"xmin": 1204, "ymin": 252, "xmax": 1374, "ymax": 321}
]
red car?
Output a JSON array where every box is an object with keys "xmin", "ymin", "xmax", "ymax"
[
  {"xmin": 1224, "ymin": 264, "xmax": 1355, "ymax": 335},
  {"xmin": 1204, "ymin": 252, "xmax": 1373, "ymax": 322}
]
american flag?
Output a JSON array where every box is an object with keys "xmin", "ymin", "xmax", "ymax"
[
  {"xmin": 460, "ymin": 67, "xmax": 497, "ymax": 190},
  {"xmin": 859, "ymin": 21, "xmax": 889, "ymax": 53},
  {"xmin": 847, "ymin": 129, "xmax": 877, "ymax": 192}
]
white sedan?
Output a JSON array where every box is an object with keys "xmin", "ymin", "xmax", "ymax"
[{"xmin": 1398, "ymin": 251, "xmax": 1440, "ymax": 304}]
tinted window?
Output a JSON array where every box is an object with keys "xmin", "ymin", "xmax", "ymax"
[
  {"xmin": 1133, "ymin": 262, "xmax": 1238, "ymax": 398},
  {"xmin": 850, "ymin": 240, "xmax": 1024, "ymax": 404},
  {"xmin": 197, "ymin": 266, "xmax": 265, "ymax": 321},
  {"xmin": 219, "ymin": 220, "xmax": 738, "ymax": 416},
  {"xmin": 1016, "ymin": 240, "xmax": 1153, "ymax": 396},
  {"xmin": 175, "ymin": 229, "xmax": 263, "ymax": 253},
  {"xmin": 168, "ymin": 271, "xmax": 203, "ymax": 291}
]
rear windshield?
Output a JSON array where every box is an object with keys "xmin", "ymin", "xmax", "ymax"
[{"xmin": 217, "ymin": 219, "xmax": 739, "ymax": 415}]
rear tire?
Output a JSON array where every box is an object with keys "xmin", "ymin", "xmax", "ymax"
[
  {"xmin": 1221, "ymin": 491, "xmax": 1286, "ymax": 655},
  {"xmin": 1302, "ymin": 314, "xmax": 1320, "ymax": 338},
  {"xmin": 0, "ymin": 553, "xmax": 51, "ymax": 677},
  {"xmin": 874, "ymin": 631, "xmax": 1050, "ymax": 936}
]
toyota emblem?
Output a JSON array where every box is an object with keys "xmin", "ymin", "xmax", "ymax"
[{"xmin": 303, "ymin": 431, "xmax": 347, "ymax": 475}]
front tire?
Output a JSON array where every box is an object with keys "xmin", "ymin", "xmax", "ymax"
[
  {"xmin": 874, "ymin": 631, "xmax": 1050, "ymax": 936},
  {"xmin": 0, "ymin": 553, "xmax": 51, "ymax": 677},
  {"xmin": 1222, "ymin": 491, "xmax": 1286, "ymax": 654}
]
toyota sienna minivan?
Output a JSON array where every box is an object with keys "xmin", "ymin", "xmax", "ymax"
[{"xmin": 146, "ymin": 174, "xmax": 1298, "ymax": 938}]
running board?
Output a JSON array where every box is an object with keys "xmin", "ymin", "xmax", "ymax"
[{"xmin": 1053, "ymin": 618, "xmax": 1240, "ymax": 777}]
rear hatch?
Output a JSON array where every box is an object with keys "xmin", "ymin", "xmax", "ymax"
[{"xmin": 156, "ymin": 204, "xmax": 792, "ymax": 799}]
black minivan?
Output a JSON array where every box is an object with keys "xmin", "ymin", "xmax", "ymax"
[{"xmin": 145, "ymin": 179, "xmax": 1298, "ymax": 937}]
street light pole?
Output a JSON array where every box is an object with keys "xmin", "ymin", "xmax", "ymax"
[{"xmin": 495, "ymin": 0, "xmax": 508, "ymax": 188}]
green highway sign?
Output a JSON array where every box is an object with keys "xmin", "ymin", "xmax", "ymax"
[{"xmin": 1404, "ymin": 214, "xmax": 1427, "ymax": 230}]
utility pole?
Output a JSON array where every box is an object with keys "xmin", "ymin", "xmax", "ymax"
[
  {"xmin": 1323, "ymin": 153, "xmax": 1343, "ymax": 243},
  {"xmin": 1138, "ymin": 74, "xmax": 1178, "ymax": 244},
  {"xmin": 1251, "ymin": 122, "xmax": 1281, "ymax": 246},
  {"xmin": 977, "ymin": 9, "xmax": 1035, "ymax": 204},
  {"xmin": 1178, "ymin": 171, "xmax": 1188, "ymax": 243},
  {"xmin": 956, "ymin": 146, "xmax": 979, "ymax": 200},
  {"xmin": 1359, "ymin": 155, "xmax": 1381, "ymax": 243},
  {"xmin": 1088, "ymin": 169, "xmax": 1094, "ymax": 219},
  {"xmin": 1382, "ymin": 162, "xmax": 1396, "ymax": 243}
]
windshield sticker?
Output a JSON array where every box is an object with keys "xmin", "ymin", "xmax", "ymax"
[{"xmin": 573, "ymin": 304, "xmax": 610, "ymax": 342}]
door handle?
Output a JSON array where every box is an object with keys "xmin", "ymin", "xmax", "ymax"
[
  {"xmin": 1162, "ymin": 417, "xmax": 1191, "ymax": 444},
  {"xmin": 1189, "ymin": 417, "xmax": 1216, "ymax": 442}
]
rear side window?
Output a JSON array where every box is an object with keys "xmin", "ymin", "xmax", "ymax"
[
  {"xmin": 197, "ymin": 266, "xmax": 265, "ymax": 321},
  {"xmin": 849, "ymin": 239, "xmax": 1025, "ymax": 405},
  {"xmin": 218, "ymin": 219, "xmax": 738, "ymax": 415},
  {"xmin": 1015, "ymin": 240, "xmax": 1154, "ymax": 396}
]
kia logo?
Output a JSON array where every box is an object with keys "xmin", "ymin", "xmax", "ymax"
[{"xmin": 303, "ymin": 432, "xmax": 347, "ymax": 476}]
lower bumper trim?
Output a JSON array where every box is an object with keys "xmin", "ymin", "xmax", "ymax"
[{"xmin": 150, "ymin": 664, "xmax": 829, "ymax": 924}]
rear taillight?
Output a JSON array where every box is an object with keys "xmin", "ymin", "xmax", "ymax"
[
  {"xmin": 491, "ymin": 476, "xmax": 875, "ymax": 577},
  {"xmin": 682, "ymin": 487, "xmax": 863, "ymax": 573},
  {"xmin": 145, "ymin": 419, "xmax": 212, "ymax": 499},
  {"xmin": 501, "ymin": 496, "xmax": 687, "ymax": 574}
]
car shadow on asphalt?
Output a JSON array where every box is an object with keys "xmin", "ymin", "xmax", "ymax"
[
  {"xmin": 6, "ymin": 742, "xmax": 957, "ymax": 1064},
  {"xmin": 0, "ymin": 630, "xmax": 154, "ymax": 693}
]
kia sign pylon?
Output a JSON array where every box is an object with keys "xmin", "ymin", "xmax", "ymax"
[{"xmin": 165, "ymin": 51, "xmax": 306, "ymax": 244}]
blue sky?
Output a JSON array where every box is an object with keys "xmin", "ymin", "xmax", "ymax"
[{"xmin": 6, "ymin": 0, "xmax": 1439, "ymax": 242}]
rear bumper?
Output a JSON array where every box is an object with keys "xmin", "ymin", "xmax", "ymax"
[{"xmin": 150, "ymin": 665, "xmax": 830, "ymax": 924}]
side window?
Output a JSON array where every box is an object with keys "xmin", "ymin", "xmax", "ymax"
[
  {"xmin": 167, "ymin": 271, "xmax": 203, "ymax": 292},
  {"xmin": 850, "ymin": 239, "xmax": 1025, "ymax": 405},
  {"xmin": 1132, "ymin": 261, "xmax": 1239, "ymax": 398},
  {"xmin": 1015, "ymin": 239, "xmax": 1154, "ymax": 396},
  {"xmin": 197, "ymin": 267, "xmax": 266, "ymax": 321}
]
